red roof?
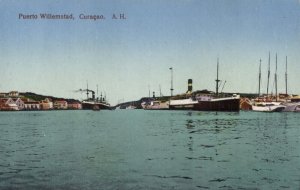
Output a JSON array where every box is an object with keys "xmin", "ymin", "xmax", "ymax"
[{"xmin": 55, "ymin": 100, "xmax": 67, "ymax": 103}]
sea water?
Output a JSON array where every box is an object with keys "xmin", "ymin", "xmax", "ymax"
[{"xmin": 0, "ymin": 110, "xmax": 299, "ymax": 189}]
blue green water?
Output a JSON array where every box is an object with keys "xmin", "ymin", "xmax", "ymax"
[{"xmin": 0, "ymin": 110, "xmax": 299, "ymax": 189}]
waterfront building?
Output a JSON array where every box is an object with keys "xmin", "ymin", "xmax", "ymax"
[
  {"xmin": 0, "ymin": 91, "xmax": 19, "ymax": 98},
  {"xmin": 0, "ymin": 98, "xmax": 19, "ymax": 111},
  {"xmin": 54, "ymin": 100, "xmax": 68, "ymax": 109},
  {"xmin": 9, "ymin": 91, "xmax": 19, "ymax": 97},
  {"xmin": 0, "ymin": 93, "xmax": 7, "ymax": 97},
  {"xmin": 12, "ymin": 98, "xmax": 25, "ymax": 110},
  {"xmin": 40, "ymin": 98, "xmax": 53, "ymax": 110},
  {"xmin": 24, "ymin": 101, "xmax": 40, "ymax": 110},
  {"xmin": 67, "ymin": 102, "xmax": 82, "ymax": 110},
  {"xmin": 240, "ymin": 98, "xmax": 252, "ymax": 110}
]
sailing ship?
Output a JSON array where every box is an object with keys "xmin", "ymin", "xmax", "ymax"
[
  {"xmin": 282, "ymin": 102, "xmax": 300, "ymax": 112},
  {"xmin": 252, "ymin": 53, "xmax": 285, "ymax": 112},
  {"xmin": 281, "ymin": 56, "xmax": 300, "ymax": 112},
  {"xmin": 169, "ymin": 59, "xmax": 240, "ymax": 111},
  {"xmin": 252, "ymin": 102, "xmax": 285, "ymax": 112}
]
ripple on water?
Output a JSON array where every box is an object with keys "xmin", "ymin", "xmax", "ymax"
[{"xmin": 0, "ymin": 111, "xmax": 299, "ymax": 189}]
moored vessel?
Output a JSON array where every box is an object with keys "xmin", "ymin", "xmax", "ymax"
[
  {"xmin": 77, "ymin": 85, "xmax": 111, "ymax": 110},
  {"xmin": 252, "ymin": 102, "xmax": 285, "ymax": 112},
  {"xmin": 193, "ymin": 94, "xmax": 240, "ymax": 111},
  {"xmin": 282, "ymin": 102, "xmax": 300, "ymax": 112},
  {"xmin": 144, "ymin": 100, "xmax": 170, "ymax": 110},
  {"xmin": 251, "ymin": 53, "xmax": 285, "ymax": 112},
  {"xmin": 169, "ymin": 60, "xmax": 240, "ymax": 112},
  {"xmin": 169, "ymin": 98, "xmax": 197, "ymax": 110}
]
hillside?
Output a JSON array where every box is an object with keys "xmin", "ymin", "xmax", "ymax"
[{"xmin": 20, "ymin": 92, "xmax": 80, "ymax": 103}]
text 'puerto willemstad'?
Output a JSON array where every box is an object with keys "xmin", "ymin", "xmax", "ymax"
[{"xmin": 18, "ymin": 13, "xmax": 126, "ymax": 21}]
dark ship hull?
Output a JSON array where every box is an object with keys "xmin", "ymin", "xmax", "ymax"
[
  {"xmin": 169, "ymin": 95, "xmax": 240, "ymax": 112},
  {"xmin": 193, "ymin": 98, "xmax": 240, "ymax": 111},
  {"xmin": 81, "ymin": 101, "xmax": 111, "ymax": 110}
]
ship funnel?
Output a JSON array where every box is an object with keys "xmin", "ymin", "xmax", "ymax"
[{"xmin": 187, "ymin": 79, "xmax": 193, "ymax": 94}]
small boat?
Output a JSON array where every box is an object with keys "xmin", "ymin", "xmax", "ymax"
[
  {"xmin": 280, "ymin": 57, "xmax": 300, "ymax": 112},
  {"xmin": 92, "ymin": 105, "xmax": 100, "ymax": 111},
  {"xmin": 252, "ymin": 102, "xmax": 285, "ymax": 112},
  {"xmin": 126, "ymin": 105, "xmax": 137, "ymax": 109},
  {"xmin": 144, "ymin": 100, "xmax": 169, "ymax": 110},
  {"xmin": 282, "ymin": 102, "xmax": 300, "ymax": 112}
]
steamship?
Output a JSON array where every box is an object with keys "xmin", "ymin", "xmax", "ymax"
[
  {"xmin": 82, "ymin": 99, "xmax": 111, "ymax": 110},
  {"xmin": 169, "ymin": 91, "xmax": 240, "ymax": 111},
  {"xmin": 169, "ymin": 60, "xmax": 240, "ymax": 112},
  {"xmin": 78, "ymin": 87, "xmax": 111, "ymax": 110}
]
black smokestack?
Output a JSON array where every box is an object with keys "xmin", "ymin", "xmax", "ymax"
[{"xmin": 187, "ymin": 79, "xmax": 192, "ymax": 93}]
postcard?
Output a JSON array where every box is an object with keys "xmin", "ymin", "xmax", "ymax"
[{"xmin": 1, "ymin": 1, "xmax": 299, "ymax": 189}]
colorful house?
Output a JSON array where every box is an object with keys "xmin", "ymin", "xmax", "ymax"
[
  {"xmin": 40, "ymin": 98, "xmax": 53, "ymax": 110},
  {"xmin": 54, "ymin": 100, "xmax": 68, "ymax": 109},
  {"xmin": 0, "ymin": 98, "xmax": 19, "ymax": 111},
  {"xmin": 9, "ymin": 91, "xmax": 19, "ymax": 97},
  {"xmin": 0, "ymin": 93, "xmax": 8, "ymax": 97},
  {"xmin": 240, "ymin": 98, "xmax": 252, "ymax": 111},
  {"xmin": 12, "ymin": 98, "xmax": 25, "ymax": 110},
  {"xmin": 24, "ymin": 101, "xmax": 40, "ymax": 110},
  {"xmin": 68, "ymin": 102, "xmax": 82, "ymax": 110}
]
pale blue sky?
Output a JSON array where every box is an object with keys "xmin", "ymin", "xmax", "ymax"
[{"xmin": 1, "ymin": 0, "xmax": 300, "ymax": 105}]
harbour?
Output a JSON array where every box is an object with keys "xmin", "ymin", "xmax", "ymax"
[
  {"xmin": 1, "ymin": 0, "xmax": 300, "ymax": 189},
  {"xmin": 0, "ymin": 110, "xmax": 299, "ymax": 189}
]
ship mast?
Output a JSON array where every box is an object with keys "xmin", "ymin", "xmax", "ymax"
[
  {"xmin": 266, "ymin": 52, "xmax": 270, "ymax": 97},
  {"xmin": 159, "ymin": 84, "xmax": 162, "ymax": 97},
  {"xmin": 169, "ymin": 67, "xmax": 174, "ymax": 97},
  {"xmin": 86, "ymin": 81, "xmax": 89, "ymax": 99},
  {"xmin": 148, "ymin": 85, "xmax": 150, "ymax": 98},
  {"xmin": 215, "ymin": 58, "xmax": 220, "ymax": 96},
  {"xmin": 275, "ymin": 53, "xmax": 278, "ymax": 102},
  {"xmin": 285, "ymin": 56, "xmax": 288, "ymax": 96},
  {"xmin": 97, "ymin": 84, "xmax": 99, "ymax": 101},
  {"xmin": 258, "ymin": 59, "xmax": 262, "ymax": 97}
]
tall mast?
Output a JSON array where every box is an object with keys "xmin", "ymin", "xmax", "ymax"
[
  {"xmin": 97, "ymin": 84, "xmax": 99, "ymax": 100},
  {"xmin": 285, "ymin": 56, "xmax": 288, "ymax": 96},
  {"xmin": 159, "ymin": 84, "xmax": 162, "ymax": 97},
  {"xmin": 275, "ymin": 53, "xmax": 278, "ymax": 102},
  {"xmin": 266, "ymin": 52, "xmax": 270, "ymax": 96},
  {"xmin": 169, "ymin": 67, "xmax": 174, "ymax": 97},
  {"xmin": 258, "ymin": 59, "xmax": 262, "ymax": 96},
  {"xmin": 86, "ymin": 81, "xmax": 89, "ymax": 99},
  {"xmin": 215, "ymin": 58, "xmax": 220, "ymax": 96}
]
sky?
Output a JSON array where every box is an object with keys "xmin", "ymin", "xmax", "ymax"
[{"xmin": 1, "ymin": 0, "xmax": 300, "ymax": 105}]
